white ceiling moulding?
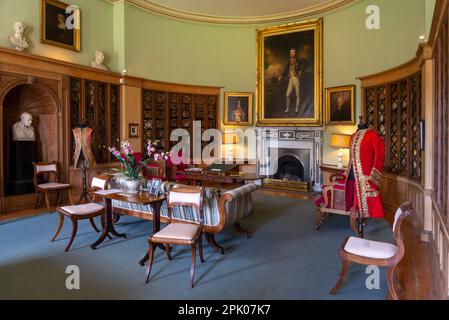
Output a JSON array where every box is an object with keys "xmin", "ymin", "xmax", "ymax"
[{"xmin": 113, "ymin": 0, "xmax": 357, "ymax": 25}]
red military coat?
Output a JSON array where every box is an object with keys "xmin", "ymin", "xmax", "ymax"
[{"xmin": 345, "ymin": 128, "xmax": 385, "ymax": 219}]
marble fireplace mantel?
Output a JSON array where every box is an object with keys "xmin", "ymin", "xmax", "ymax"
[{"xmin": 256, "ymin": 127, "xmax": 324, "ymax": 192}]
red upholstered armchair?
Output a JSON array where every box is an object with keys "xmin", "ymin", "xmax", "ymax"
[
  {"xmin": 166, "ymin": 152, "xmax": 188, "ymax": 182},
  {"xmin": 125, "ymin": 152, "xmax": 167, "ymax": 181},
  {"xmin": 315, "ymin": 173, "xmax": 357, "ymax": 232}
]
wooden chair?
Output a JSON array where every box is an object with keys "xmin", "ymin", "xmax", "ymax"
[
  {"xmin": 145, "ymin": 186, "xmax": 205, "ymax": 288},
  {"xmin": 52, "ymin": 175, "xmax": 111, "ymax": 252},
  {"xmin": 315, "ymin": 173, "xmax": 358, "ymax": 233},
  {"xmin": 33, "ymin": 161, "xmax": 73, "ymax": 212},
  {"xmin": 330, "ymin": 202, "xmax": 413, "ymax": 300}
]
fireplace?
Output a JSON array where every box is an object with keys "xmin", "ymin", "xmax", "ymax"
[
  {"xmin": 257, "ymin": 128, "xmax": 323, "ymax": 192},
  {"xmin": 273, "ymin": 155, "xmax": 305, "ymax": 181}
]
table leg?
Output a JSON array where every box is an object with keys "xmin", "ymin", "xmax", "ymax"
[{"xmin": 91, "ymin": 198, "xmax": 126, "ymax": 249}]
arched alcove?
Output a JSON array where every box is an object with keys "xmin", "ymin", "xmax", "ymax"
[{"xmin": 2, "ymin": 84, "xmax": 59, "ymax": 196}]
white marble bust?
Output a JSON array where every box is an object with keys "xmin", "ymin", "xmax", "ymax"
[
  {"xmin": 91, "ymin": 50, "xmax": 108, "ymax": 71},
  {"xmin": 9, "ymin": 21, "xmax": 29, "ymax": 52},
  {"xmin": 13, "ymin": 112, "xmax": 35, "ymax": 141}
]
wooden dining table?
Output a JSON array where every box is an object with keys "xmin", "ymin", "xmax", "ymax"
[{"xmin": 92, "ymin": 189, "xmax": 166, "ymax": 265}]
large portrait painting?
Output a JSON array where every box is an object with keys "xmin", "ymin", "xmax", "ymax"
[
  {"xmin": 256, "ymin": 19, "xmax": 323, "ymax": 126},
  {"xmin": 40, "ymin": 0, "xmax": 81, "ymax": 52}
]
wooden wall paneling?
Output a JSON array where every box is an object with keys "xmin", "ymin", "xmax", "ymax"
[
  {"xmin": 0, "ymin": 49, "xmax": 122, "ymax": 85},
  {"xmin": 406, "ymin": 78, "xmax": 412, "ymax": 178},
  {"xmin": 0, "ymin": 71, "xmax": 66, "ymax": 213},
  {"xmin": 385, "ymin": 85, "xmax": 391, "ymax": 169},
  {"xmin": 0, "ymin": 48, "xmax": 223, "ymax": 215},
  {"xmin": 106, "ymin": 84, "xmax": 112, "ymax": 163}
]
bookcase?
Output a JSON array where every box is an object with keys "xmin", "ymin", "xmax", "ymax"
[{"xmin": 142, "ymin": 84, "xmax": 220, "ymax": 152}]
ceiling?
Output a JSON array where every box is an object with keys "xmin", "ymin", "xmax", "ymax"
[{"xmin": 125, "ymin": 0, "xmax": 356, "ymax": 24}]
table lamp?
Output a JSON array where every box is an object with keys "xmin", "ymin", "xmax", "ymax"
[
  {"xmin": 222, "ymin": 132, "xmax": 239, "ymax": 161},
  {"xmin": 330, "ymin": 133, "xmax": 352, "ymax": 168}
]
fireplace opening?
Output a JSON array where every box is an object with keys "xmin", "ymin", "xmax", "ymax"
[{"xmin": 272, "ymin": 155, "xmax": 304, "ymax": 182}]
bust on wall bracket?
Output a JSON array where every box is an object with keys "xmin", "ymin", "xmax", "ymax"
[
  {"xmin": 91, "ymin": 50, "xmax": 108, "ymax": 71},
  {"xmin": 12, "ymin": 112, "xmax": 36, "ymax": 141},
  {"xmin": 9, "ymin": 21, "xmax": 29, "ymax": 52}
]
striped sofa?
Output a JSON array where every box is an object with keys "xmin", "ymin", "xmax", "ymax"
[{"xmin": 110, "ymin": 177, "xmax": 258, "ymax": 238}]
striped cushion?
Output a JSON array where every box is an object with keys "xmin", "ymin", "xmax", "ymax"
[
  {"xmin": 110, "ymin": 174, "xmax": 256, "ymax": 228},
  {"xmin": 223, "ymin": 183, "xmax": 257, "ymax": 226}
]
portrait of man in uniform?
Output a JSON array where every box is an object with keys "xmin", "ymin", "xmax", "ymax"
[{"xmin": 256, "ymin": 19, "xmax": 323, "ymax": 126}]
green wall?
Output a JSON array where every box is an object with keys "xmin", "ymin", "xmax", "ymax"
[
  {"xmin": 426, "ymin": 0, "xmax": 436, "ymax": 39},
  {"xmin": 0, "ymin": 0, "xmax": 114, "ymax": 69},
  {"xmin": 0, "ymin": 0, "xmax": 427, "ymax": 166},
  {"xmin": 122, "ymin": 0, "xmax": 426, "ymax": 165}
]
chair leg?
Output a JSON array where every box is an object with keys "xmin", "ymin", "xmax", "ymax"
[
  {"xmin": 205, "ymin": 233, "xmax": 225, "ymax": 255},
  {"xmin": 349, "ymin": 216, "xmax": 358, "ymax": 234},
  {"xmin": 145, "ymin": 241, "xmax": 156, "ymax": 284},
  {"xmin": 51, "ymin": 212, "xmax": 65, "ymax": 241},
  {"xmin": 330, "ymin": 258, "xmax": 350, "ymax": 295},
  {"xmin": 44, "ymin": 192, "xmax": 51, "ymax": 212},
  {"xmin": 315, "ymin": 208, "xmax": 323, "ymax": 230},
  {"xmin": 394, "ymin": 269, "xmax": 404, "ymax": 293},
  {"xmin": 387, "ymin": 266, "xmax": 400, "ymax": 300},
  {"xmin": 89, "ymin": 218, "xmax": 100, "ymax": 233},
  {"xmin": 34, "ymin": 192, "xmax": 40, "ymax": 209},
  {"xmin": 68, "ymin": 189, "xmax": 74, "ymax": 205},
  {"xmin": 165, "ymin": 243, "xmax": 172, "ymax": 260},
  {"xmin": 56, "ymin": 190, "xmax": 61, "ymax": 205},
  {"xmin": 233, "ymin": 223, "xmax": 252, "ymax": 238},
  {"xmin": 190, "ymin": 243, "xmax": 197, "ymax": 288},
  {"xmin": 65, "ymin": 219, "xmax": 78, "ymax": 252},
  {"xmin": 198, "ymin": 234, "xmax": 205, "ymax": 263}
]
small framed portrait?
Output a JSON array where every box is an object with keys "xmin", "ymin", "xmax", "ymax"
[
  {"xmin": 129, "ymin": 123, "xmax": 139, "ymax": 138},
  {"xmin": 224, "ymin": 92, "xmax": 253, "ymax": 126},
  {"xmin": 149, "ymin": 179, "xmax": 161, "ymax": 196},
  {"xmin": 325, "ymin": 85, "xmax": 356, "ymax": 125},
  {"xmin": 40, "ymin": 0, "xmax": 81, "ymax": 52}
]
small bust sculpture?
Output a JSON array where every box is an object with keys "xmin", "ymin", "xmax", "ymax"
[
  {"xmin": 13, "ymin": 112, "xmax": 36, "ymax": 141},
  {"xmin": 91, "ymin": 50, "xmax": 108, "ymax": 71},
  {"xmin": 9, "ymin": 21, "xmax": 29, "ymax": 52}
]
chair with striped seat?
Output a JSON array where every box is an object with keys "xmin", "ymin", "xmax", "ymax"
[
  {"xmin": 52, "ymin": 175, "xmax": 111, "ymax": 252},
  {"xmin": 33, "ymin": 161, "xmax": 73, "ymax": 212},
  {"xmin": 145, "ymin": 186, "xmax": 205, "ymax": 288}
]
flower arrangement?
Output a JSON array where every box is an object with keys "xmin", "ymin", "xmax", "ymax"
[{"xmin": 108, "ymin": 139, "xmax": 169, "ymax": 181}]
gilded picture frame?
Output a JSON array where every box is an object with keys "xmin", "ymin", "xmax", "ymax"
[
  {"xmin": 256, "ymin": 19, "xmax": 323, "ymax": 127},
  {"xmin": 325, "ymin": 85, "xmax": 356, "ymax": 126},
  {"xmin": 224, "ymin": 92, "xmax": 253, "ymax": 126},
  {"xmin": 40, "ymin": 0, "xmax": 81, "ymax": 52}
]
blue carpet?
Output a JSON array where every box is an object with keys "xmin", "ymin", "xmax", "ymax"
[{"xmin": 0, "ymin": 194, "xmax": 393, "ymax": 300}]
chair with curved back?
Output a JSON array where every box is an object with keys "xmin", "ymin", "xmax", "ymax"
[
  {"xmin": 315, "ymin": 172, "xmax": 358, "ymax": 233},
  {"xmin": 329, "ymin": 202, "xmax": 413, "ymax": 300},
  {"xmin": 145, "ymin": 186, "xmax": 205, "ymax": 288},
  {"xmin": 33, "ymin": 161, "xmax": 73, "ymax": 212},
  {"xmin": 52, "ymin": 174, "xmax": 111, "ymax": 252}
]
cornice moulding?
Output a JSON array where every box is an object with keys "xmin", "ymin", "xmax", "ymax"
[{"xmin": 109, "ymin": 0, "xmax": 357, "ymax": 24}]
